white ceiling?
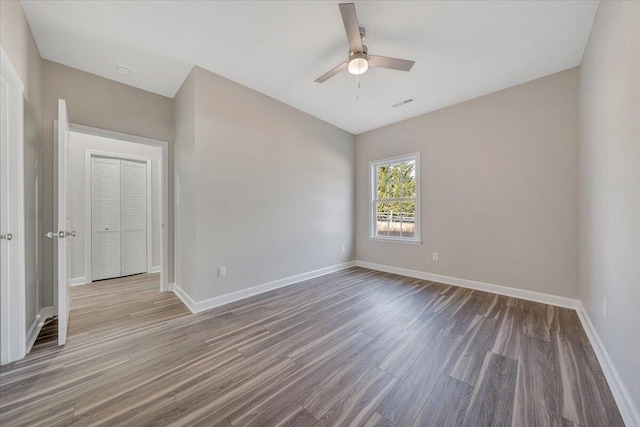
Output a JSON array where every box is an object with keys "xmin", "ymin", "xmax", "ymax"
[{"xmin": 21, "ymin": 1, "xmax": 599, "ymax": 134}]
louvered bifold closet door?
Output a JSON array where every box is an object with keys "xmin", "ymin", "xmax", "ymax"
[
  {"xmin": 121, "ymin": 160, "xmax": 147, "ymax": 276},
  {"xmin": 91, "ymin": 157, "xmax": 121, "ymax": 281}
]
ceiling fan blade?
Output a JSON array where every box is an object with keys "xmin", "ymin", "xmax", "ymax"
[
  {"xmin": 315, "ymin": 61, "xmax": 348, "ymax": 83},
  {"xmin": 369, "ymin": 55, "xmax": 415, "ymax": 71},
  {"xmin": 339, "ymin": 3, "xmax": 363, "ymax": 53}
]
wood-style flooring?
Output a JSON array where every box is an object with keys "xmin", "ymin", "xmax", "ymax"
[{"xmin": 0, "ymin": 268, "xmax": 624, "ymax": 426}]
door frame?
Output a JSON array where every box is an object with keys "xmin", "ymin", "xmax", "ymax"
[
  {"xmin": 0, "ymin": 48, "xmax": 26, "ymax": 364},
  {"xmin": 84, "ymin": 151, "xmax": 152, "ymax": 282},
  {"xmin": 69, "ymin": 124, "xmax": 170, "ymax": 292}
]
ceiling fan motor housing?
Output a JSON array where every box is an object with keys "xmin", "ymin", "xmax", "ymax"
[{"xmin": 350, "ymin": 44, "xmax": 368, "ymax": 59}]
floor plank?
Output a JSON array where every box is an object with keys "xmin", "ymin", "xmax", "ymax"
[
  {"xmin": 512, "ymin": 334, "xmax": 560, "ymax": 426},
  {"xmin": 376, "ymin": 329, "xmax": 462, "ymax": 426},
  {"xmin": 464, "ymin": 351, "xmax": 518, "ymax": 426},
  {"xmin": 411, "ymin": 373, "xmax": 472, "ymax": 427}
]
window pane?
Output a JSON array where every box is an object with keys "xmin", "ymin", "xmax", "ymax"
[
  {"xmin": 389, "ymin": 180, "xmax": 402, "ymax": 199},
  {"xmin": 388, "ymin": 211, "xmax": 402, "ymax": 237},
  {"xmin": 377, "ymin": 165, "xmax": 390, "ymax": 200},
  {"xmin": 401, "ymin": 201, "xmax": 416, "ymax": 238},
  {"xmin": 377, "ymin": 202, "xmax": 401, "ymax": 237},
  {"xmin": 376, "ymin": 202, "xmax": 391, "ymax": 236},
  {"xmin": 389, "ymin": 162, "xmax": 401, "ymax": 181},
  {"xmin": 401, "ymin": 161, "xmax": 416, "ymax": 198},
  {"xmin": 377, "ymin": 178, "xmax": 386, "ymax": 200},
  {"xmin": 401, "ymin": 161, "xmax": 415, "ymax": 179},
  {"xmin": 401, "ymin": 201, "xmax": 416, "ymax": 217}
]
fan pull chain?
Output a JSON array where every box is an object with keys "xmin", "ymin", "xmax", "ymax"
[{"xmin": 356, "ymin": 74, "xmax": 360, "ymax": 100}]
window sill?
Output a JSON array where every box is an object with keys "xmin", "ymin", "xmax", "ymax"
[{"xmin": 369, "ymin": 236, "xmax": 422, "ymax": 245}]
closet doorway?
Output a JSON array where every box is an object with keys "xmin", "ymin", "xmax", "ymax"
[
  {"xmin": 66, "ymin": 125, "xmax": 169, "ymax": 293},
  {"xmin": 90, "ymin": 156, "xmax": 150, "ymax": 281}
]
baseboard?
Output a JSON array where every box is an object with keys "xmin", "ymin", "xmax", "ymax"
[
  {"xmin": 576, "ymin": 303, "xmax": 640, "ymax": 427},
  {"xmin": 70, "ymin": 277, "xmax": 89, "ymax": 286},
  {"xmin": 26, "ymin": 315, "xmax": 42, "ymax": 354},
  {"xmin": 172, "ymin": 261, "xmax": 356, "ymax": 314},
  {"xmin": 171, "ymin": 282, "xmax": 197, "ymax": 313},
  {"xmin": 355, "ymin": 260, "xmax": 579, "ymax": 309},
  {"xmin": 149, "ymin": 266, "xmax": 161, "ymax": 273},
  {"xmin": 25, "ymin": 306, "xmax": 54, "ymax": 354}
]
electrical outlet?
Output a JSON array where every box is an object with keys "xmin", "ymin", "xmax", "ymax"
[
  {"xmin": 603, "ymin": 298, "xmax": 608, "ymax": 319},
  {"xmin": 341, "ymin": 245, "xmax": 346, "ymax": 253},
  {"xmin": 432, "ymin": 252, "xmax": 439, "ymax": 262},
  {"xmin": 218, "ymin": 266, "xmax": 226, "ymax": 278}
]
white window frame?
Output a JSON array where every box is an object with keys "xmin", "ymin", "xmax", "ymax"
[{"xmin": 369, "ymin": 153, "xmax": 421, "ymax": 244}]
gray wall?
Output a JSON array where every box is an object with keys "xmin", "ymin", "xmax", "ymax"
[
  {"xmin": 174, "ymin": 66, "xmax": 355, "ymax": 302},
  {"xmin": 356, "ymin": 68, "xmax": 580, "ymax": 298},
  {"xmin": 40, "ymin": 60, "xmax": 174, "ymax": 306},
  {"xmin": 579, "ymin": 0, "xmax": 640, "ymax": 413},
  {"xmin": 1, "ymin": 0, "xmax": 44, "ymax": 332},
  {"xmin": 0, "ymin": 1, "xmax": 42, "ymax": 116},
  {"xmin": 67, "ymin": 132, "xmax": 162, "ymax": 283}
]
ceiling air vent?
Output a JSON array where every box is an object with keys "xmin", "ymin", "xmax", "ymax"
[{"xmin": 392, "ymin": 97, "xmax": 417, "ymax": 108}]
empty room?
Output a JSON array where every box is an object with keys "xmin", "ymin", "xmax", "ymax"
[{"xmin": 0, "ymin": 1, "xmax": 638, "ymax": 426}]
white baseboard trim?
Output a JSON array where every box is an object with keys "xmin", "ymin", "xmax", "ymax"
[
  {"xmin": 171, "ymin": 282, "xmax": 197, "ymax": 313},
  {"xmin": 576, "ymin": 303, "xmax": 640, "ymax": 427},
  {"xmin": 26, "ymin": 315, "xmax": 42, "ymax": 354},
  {"xmin": 70, "ymin": 277, "xmax": 89, "ymax": 286},
  {"xmin": 355, "ymin": 260, "xmax": 579, "ymax": 309},
  {"xmin": 172, "ymin": 261, "xmax": 356, "ymax": 314},
  {"xmin": 149, "ymin": 266, "xmax": 161, "ymax": 273},
  {"xmin": 25, "ymin": 306, "xmax": 55, "ymax": 354}
]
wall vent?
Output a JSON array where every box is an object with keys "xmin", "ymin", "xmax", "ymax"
[{"xmin": 392, "ymin": 97, "xmax": 417, "ymax": 108}]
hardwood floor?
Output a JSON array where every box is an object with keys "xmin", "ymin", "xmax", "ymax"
[{"xmin": 0, "ymin": 268, "xmax": 624, "ymax": 426}]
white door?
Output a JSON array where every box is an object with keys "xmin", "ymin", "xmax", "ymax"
[
  {"xmin": 0, "ymin": 54, "xmax": 26, "ymax": 363},
  {"xmin": 91, "ymin": 158, "xmax": 147, "ymax": 280},
  {"xmin": 121, "ymin": 160, "xmax": 147, "ymax": 276},
  {"xmin": 55, "ymin": 99, "xmax": 73, "ymax": 346},
  {"xmin": 91, "ymin": 157, "xmax": 121, "ymax": 281}
]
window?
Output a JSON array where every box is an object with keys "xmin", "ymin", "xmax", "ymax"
[{"xmin": 370, "ymin": 153, "xmax": 420, "ymax": 244}]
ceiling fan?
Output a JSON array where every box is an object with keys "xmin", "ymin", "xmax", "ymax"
[{"xmin": 315, "ymin": 3, "xmax": 415, "ymax": 83}]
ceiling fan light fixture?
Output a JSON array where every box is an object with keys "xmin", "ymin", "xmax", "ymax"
[
  {"xmin": 314, "ymin": 4, "xmax": 414, "ymax": 83},
  {"xmin": 348, "ymin": 55, "xmax": 368, "ymax": 75}
]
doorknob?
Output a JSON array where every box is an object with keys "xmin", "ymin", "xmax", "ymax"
[
  {"xmin": 46, "ymin": 230, "xmax": 76, "ymax": 238},
  {"xmin": 46, "ymin": 231, "xmax": 65, "ymax": 239},
  {"xmin": 0, "ymin": 233, "xmax": 12, "ymax": 241}
]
